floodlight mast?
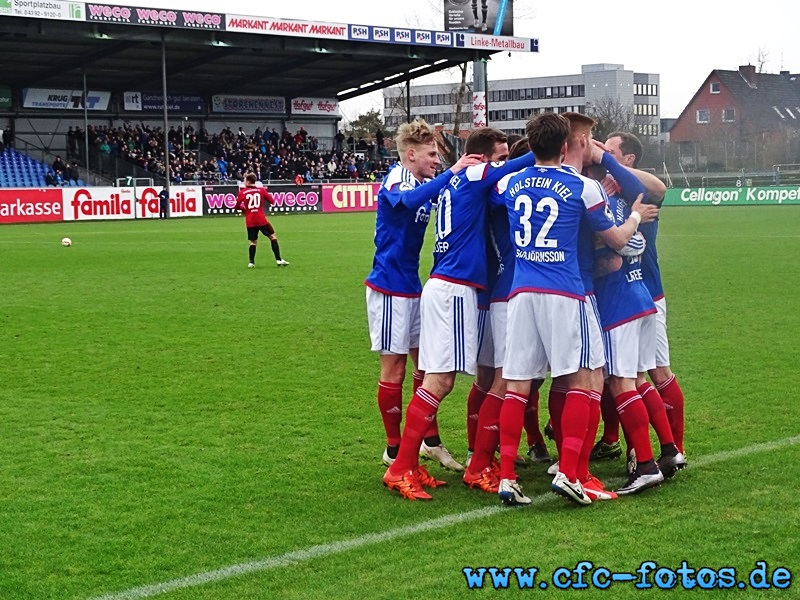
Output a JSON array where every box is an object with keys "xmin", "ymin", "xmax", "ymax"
[{"xmin": 161, "ymin": 32, "xmax": 170, "ymax": 216}]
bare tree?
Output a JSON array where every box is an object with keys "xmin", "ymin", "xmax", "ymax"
[
  {"xmin": 587, "ymin": 97, "xmax": 639, "ymax": 142},
  {"xmin": 754, "ymin": 47, "xmax": 770, "ymax": 73}
]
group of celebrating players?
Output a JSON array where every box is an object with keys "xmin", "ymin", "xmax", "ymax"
[{"xmin": 365, "ymin": 111, "xmax": 687, "ymax": 506}]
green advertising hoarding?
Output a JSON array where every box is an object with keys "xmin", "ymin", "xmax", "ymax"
[
  {"xmin": 0, "ymin": 85, "xmax": 11, "ymax": 109},
  {"xmin": 663, "ymin": 186, "xmax": 800, "ymax": 206}
]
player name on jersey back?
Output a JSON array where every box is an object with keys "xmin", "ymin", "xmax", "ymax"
[
  {"xmin": 516, "ymin": 248, "xmax": 566, "ymax": 262},
  {"xmin": 506, "ymin": 175, "xmax": 574, "ymax": 201}
]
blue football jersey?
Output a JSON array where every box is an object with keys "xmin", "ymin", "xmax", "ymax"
[
  {"xmin": 497, "ymin": 165, "xmax": 615, "ymax": 300},
  {"xmin": 593, "ymin": 194, "xmax": 657, "ymax": 330},
  {"xmin": 365, "ymin": 165, "xmax": 448, "ymax": 297},
  {"xmin": 488, "ymin": 187, "xmax": 514, "ymax": 302},
  {"xmin": 429, "ymin": 155, "xmax": 533, "ymax": 290},
  {"xmin": 639, "ymin": 220, "xmax": 664, "ymax": 301},
  {"xmin": 599, "ymin": 152, "xmax": 665, "ymax": 302}
]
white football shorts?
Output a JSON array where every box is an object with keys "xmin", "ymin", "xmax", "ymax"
[
  {"xmin": 503, "ymin": 292, "xmax": 591, "ymax": 380},
  {"xmin": 418, "ymin": 278, "xmax": 479, "ymax": 375},
  {"xmin": 366, "ymin": 287, "xmax": 420, "ymax": 355},
  {"xmin": 489, "ymin": 300, "xmax": 508, "ymax": 369},
  {"xmin": 603, "ymin": 313, "xmax": 657, "ymax": 379},
  {"xmin": 654, "ymin": 297, "xmax": 671, "ymax": 367},
  {"xmin": 585, "ymin": 294, "xmax": 606, "ymax": 371}
]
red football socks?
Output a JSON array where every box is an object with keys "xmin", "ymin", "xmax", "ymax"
[
  {"xmin": 377, "ymin": 381, "xmax": 403, "ymax": 447},
  {"xmin": 658, "ymin": 375, "xmax": 685, "ymax": 453},
  {"xmin": 576, "ymin": 390, "xmax": 601, "ymax": 483},
  {"xmin": 390, "ymin": 387, "xmax": 440, "ymax": 474},
  {"xmin": 466, "ymin": 382, "xmax": 488, "ymax": 451},
  {"xmin": 499, "ymin": 391, "xmax": 527, "ymax": 480},
  {"xmin": 524, "ymin": 389, "xmax": 545, "ymax": 447},
  {"xmin": 614, "ymin": 390, "xmax": 654, "ymax": 463},
  {"xmin": 559, "ymin": 389, "xmax": 592, "ymax": 482},
  {"xmin": 637, "ymin": 382, "xmax": 675, "ymax": 446},
  {"xmin": 469, "ymin": 392, "xmax": 503, "ymax": 473}
]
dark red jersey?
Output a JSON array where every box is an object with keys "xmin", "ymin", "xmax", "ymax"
[{"xmin": 235, "ymin": 186, "xmax": 274, "ymax": 227}]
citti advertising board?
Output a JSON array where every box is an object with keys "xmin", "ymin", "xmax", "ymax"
[{"xmin": 321, "ymin": 183, "xmax": 380, "ymax": 213}]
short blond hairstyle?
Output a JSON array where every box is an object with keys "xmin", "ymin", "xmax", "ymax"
[
  {"xmin": 562, "ymin": 112, "xmax": 596, "ymax": 148},
  {"xmin": 395, "ymin": 119, "xmax": 436, "ymax": 154}
]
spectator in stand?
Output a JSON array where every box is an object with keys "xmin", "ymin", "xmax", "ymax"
[
  {"xmin": 45, "ymin": 170, "xmax": 56, "ymax": 186},
  {"xmin": 3, "ymin": 126, "xmax": 13, "ymax": 149},
  {"xmin": 335, "ymin": 130, "xmax": 345, "ymax": 152},
  {"xmin": 57, "ymin": 121, "xmax": 393, "ymax": 185},
  {"xmin": 65, "ymin": 162, "xmax": 80, "ymax": 185},
  {"xmin": 52, "ymin": 155, "xmax": 66, "ymax": 175},
  {"xmin": 217, "ymin": 156, "xmax": 228, "ymax": 180},
  {"xmin": 66, "ymin": 127, "xmax": 78, "ymax": 159},
  {"xmin": 376, "ymin": 128, "xmax": 385, "ymax": 155}
]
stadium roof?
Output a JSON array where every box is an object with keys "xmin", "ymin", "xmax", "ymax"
[{"xmin": 0, "ymin": 7, "xmax": 538, "ymax": 105}]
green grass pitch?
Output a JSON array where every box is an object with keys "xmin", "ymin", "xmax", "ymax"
[{"xmin": 0, "ymin": 207, "xmax": 798, "ymax": 598}]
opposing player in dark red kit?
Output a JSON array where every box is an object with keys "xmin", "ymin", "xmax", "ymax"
[{"xmin": 235, "ymin": 172, "xmax": 289, "ymax": 268}]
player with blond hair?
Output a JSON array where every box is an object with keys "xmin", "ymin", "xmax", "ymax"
[{"xmin": 366, "ymin": 120, "xmax": 480, "ymax": 489}]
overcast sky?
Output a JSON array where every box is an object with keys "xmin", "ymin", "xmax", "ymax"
[{"xmin": 125, "ymin": 0, "xmax": 800, "ymax": 122}]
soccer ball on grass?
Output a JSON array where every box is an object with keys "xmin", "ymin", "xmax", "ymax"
[{"xmin": 61, "ymin": 237, "xmax": 72, "ymax": 247}]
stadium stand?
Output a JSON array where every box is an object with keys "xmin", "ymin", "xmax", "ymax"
[
  {"xmin": 66, "ymin": 123, "xmax": 394, "ymax": 186},
  {"xmin": 0, "ymin": 149, "xmax": 48, "ymax": 188}
]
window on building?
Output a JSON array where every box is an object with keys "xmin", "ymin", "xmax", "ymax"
[
  {"xmin": 697, "ymin": 108, "xmax": 710, "ymax": 123},
  {"xmin": 722, "ymin": 108, "xmax": 735, "ymax": 122},
  {"xmin": 710, "ymin": 82, "xmax": 720, "ymax": 94},
  {"xmin": 545, "ymin": 87, "xmax": 552, "ymax": 98}
]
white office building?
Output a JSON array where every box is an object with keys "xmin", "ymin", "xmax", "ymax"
[{"xmin": 383, "ymin": 63, "xmax": 660, "ymax": 139}]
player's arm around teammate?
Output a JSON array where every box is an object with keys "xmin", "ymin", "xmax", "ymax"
[
  {"xmin": 381, "ymin": 127, "xmax": 509, "ymax": 500},
  {"xmin": 367, "ymin": 120, "xmax": 481, "ymax": 475}
]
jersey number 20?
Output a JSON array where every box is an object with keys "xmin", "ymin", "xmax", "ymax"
[{"xmin": 246, "ymin": 192, "xmax": 261, "ymax": 209}]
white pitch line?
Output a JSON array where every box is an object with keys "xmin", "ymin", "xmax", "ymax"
[{"xmin": 90, "ymin": 434, "xmax": 800, "ymax": 600}]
